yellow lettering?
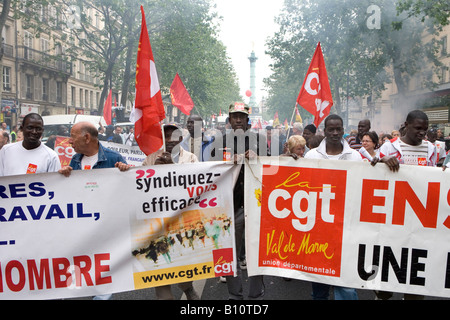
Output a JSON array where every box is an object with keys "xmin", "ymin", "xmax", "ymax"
[
  {"xmin": 297, "ymin": 233, "xmax": 334, "ymax": 259},
  {"xmin": 266, "ymin": 230, "xmax": 295, "ymax": 260},
  {"xmin": 275, "ymin": 172, "xmax": 336, "ymax": 190}
]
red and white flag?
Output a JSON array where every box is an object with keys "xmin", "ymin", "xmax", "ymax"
[
  {"xmin": 297, "ymin": 42, "xmax": 333, "ymax": 128},
  {"xmin": 130, "ymin": 6, "xmax": 165, "ymax": 156},
  {"xmin": 170, "ymin": 73, "xmax": 194, "ymax": 115}
]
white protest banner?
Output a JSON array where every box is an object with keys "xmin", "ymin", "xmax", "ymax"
[
  {"xmin": 0, "ymin": 162, "xmax": 238, "ymax": 300},
  {"xmin": 245, "ymin": 157, "xmax": 450, "ymax": 298},
  {"xmin": 101, "ymin": 141, "xmax": 146, "ymax": 166},
  {"xmin": 54, "ymin": 137, "xmax": 147, "ymax": 167}
]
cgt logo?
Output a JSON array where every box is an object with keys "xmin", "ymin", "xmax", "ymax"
[
  {"xmin": 259, "ymin": 165, "xmax": 347, "ymax": 276},
  {"xmin": 212, "ymin": 248, "xmax": 235, "ymax": 277},
  {"xmin": 26, "ymin": 163, "xmax": 37, "ymax": 174}
]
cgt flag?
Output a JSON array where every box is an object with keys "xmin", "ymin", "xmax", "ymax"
[
  {"xmin": 131, "ymin": 6, "xmax": 165, "ymax": 156},
  {"xmin": 296, "ymin": 42, "xmax": 333, "ymax": 128},
  {"xmin": 170, "ymin": 73, "xmax": 194, "ymax": 115}
]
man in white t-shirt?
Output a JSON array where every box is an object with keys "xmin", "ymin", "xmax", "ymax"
[
  {"xmin": 373, "ymin": 109, "xmax": 434, "ymax": 300},
  {"xmin": 376, "ymin": 110, "xmax": 436, "ymax": 172},
  {"xmin": 305, "ymin": 114, "xmax": 363, "ymax": 162},
  {"xmin": 58, "ymin": 121, "xmax": 130, "ymax": 176},
  {"xmin": 304, "ymin": 114, "xmax": 361, "ymax": 300},
  {"xmin": 0, "ymin": 113, "xmax": 61, "ymax": 177},
  {"xmin": 58, "ymin": 121, "xmax": 129, "ymax": 300}
]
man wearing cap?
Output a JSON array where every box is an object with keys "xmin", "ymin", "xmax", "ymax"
[{"xmin": 222, "ymin": 102, "xmax": 266, "ymax": 300}]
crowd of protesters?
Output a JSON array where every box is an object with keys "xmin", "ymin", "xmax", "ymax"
[{"xmin": 0, "ymin": 105, "xmax": 449, "ymax": 300}]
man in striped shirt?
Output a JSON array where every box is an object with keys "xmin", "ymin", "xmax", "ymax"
[
  {"xmin": 372, "ymin": 110, "xmax": 436, "ymax": 300},
  {"xmin": 347, "ymin": 119, "xmax": 371, "ymax": 150},
  {"xmin": 375, "ymin": 110, "xmax": 436, "ymax": 172},
  {"xmin": 372, "ymin": 110, "xmax": 436, "ymax": 172}
]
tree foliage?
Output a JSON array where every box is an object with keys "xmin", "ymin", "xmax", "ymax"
[
  {"xmin": 265, "ymin": 0, "xmax": 443, "ymax": 124},
  {"xmin": 13, "ymin": 0, "xmax": 240, "ymax": 119},
  {"xmin": 146, "ymin": 0, "xmax": 240, "ymax": 118},
  {"xmin": 396, "ymin": 0, "xmax": 450, "ymax": 27}
]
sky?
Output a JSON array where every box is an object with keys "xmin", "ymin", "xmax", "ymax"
[{"xmin": 213, "ymin": 0, "xmax": 284, "ymax": 105}]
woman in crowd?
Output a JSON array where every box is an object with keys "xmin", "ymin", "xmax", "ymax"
[
  {"xmin": 285, "ymin": 135, "xmax": 307, "ymax": 158},
  {"xmin": 359, "ymin": 131, "xmax": 380, "ymax": 161}
]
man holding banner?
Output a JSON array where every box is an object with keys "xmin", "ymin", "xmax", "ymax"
[
  {"xmin": 59, "ymin": 122, "xmax": 130, "ymax": 175},
  {"xmin": 58, "ymin": 121, "xmax": 130, "ymax": 300},
  {"xmin": 0, "ymin": 113, "xmax": 61, "ymax": 177},
  {"xmin": 223, "ymin": 102, "xmax": 266, "ymax": 300},
  {"xmin": 141, "ymin": 123, "xmax": 200, "ymax": 300},
  {"xmin": 372, "ymin": 109, "xmax": 436, "ymax": 300},
  {"xmin": 305, "ymin": 114, "xmax": 361, "ymax": 300}
]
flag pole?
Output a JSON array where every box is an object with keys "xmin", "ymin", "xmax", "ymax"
[
  {"xmin": 161, "ymin": 122, "xmax": 166, "ymax": 153},
  {"xmin": 286, "ymin": 103, "xmax": 298, "ymax": 138}
]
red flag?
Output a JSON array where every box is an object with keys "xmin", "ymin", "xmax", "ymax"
[
  {"xmin": 257, "ymin": 119, "xmax": 262, "ymax": 129},
  {"xmin": 103, "ymin": 89, "xmax": 112, "ymax": 125},
  {"xmin": 297, "ymin": 42, "xmax": 333, "ymax": 127},
  {"xmin": 170, "ymin": 73, "xmax": 194, "ymax": 115},
  {"xmin": 273, "ymin": 111, "xmax": 280, "ymax": 126},
  {"xmin": 131, "ymin": 6, "xmax": 165, "ymax": 155}
]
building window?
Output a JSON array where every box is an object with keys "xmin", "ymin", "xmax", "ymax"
[
  {"xmin": 441, "ymin": 36, "xmax": 448, "ymax": 57},
  {"xmin": 56, "ymin": 81, "xmax": 62, "ymax": 103},
  {"xmin": 24, "ymin": 31, "xmax": 33, "ymax": 60},
  {"xmin": 42, "ymin": 78, "xmax": 49, "ymax": 101},
  {"xmin": 71, "ymin": 86, "xmax": 76, "ymax": 106},
  {"xmin": 26, "ymin": 74, "xmax": 33, "ymax": 100},
  {"xmin": 40, "ymin": 37, "xmax": 49, "ymax": 53},
  {"xmin": 3, "ymin": 66, "xmax": 10, "ymax": 91}
]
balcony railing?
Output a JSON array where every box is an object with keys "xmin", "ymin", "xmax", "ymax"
[{"xmin": 16, "ymin": 46, "xmax": 72, "ymax": 75}]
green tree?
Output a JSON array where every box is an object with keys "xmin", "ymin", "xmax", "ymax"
[
  {"xmin": 396, "ymin": 0, "xmax": 450, "ymax": 27},
  {"xmin": 14, "ymin": 0, "xmax": 240, "ymax": 119},
  {"xmin": 265, "ymin": 0, "xmax": 443, "ymax": 124},
  {"xmin": 147, "ymin": 0, "xmax": 240, "ymax": 118}
]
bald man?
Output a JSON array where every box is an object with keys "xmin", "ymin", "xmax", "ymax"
[
  {"xmin": 58, "ymin": 121, "xmax": 130, "ymax": 300},
  {"xmin": 59, "ymin": 121, "xmax": 129, "ymax": 177}
]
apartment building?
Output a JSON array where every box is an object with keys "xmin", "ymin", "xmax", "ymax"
[{"xmin": 0, "ymin": 2, "xmax": 103, "ymax": 129}]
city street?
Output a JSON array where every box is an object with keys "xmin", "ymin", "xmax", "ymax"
[{"xmin": 73, "ymin": 269, "xmax": 448, "ymax": 301}]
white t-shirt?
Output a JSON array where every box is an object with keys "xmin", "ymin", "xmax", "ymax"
[
  {"xmin": 0, "ymin": 142, "xmax": 61, "ymax": 176},
  {"xmin": 81, "ymin": 153, "xmax": 98, "ymax": 170},
  {"xmin": 399, "ymin": 140, "xmax": 428, "ymax": 166}
]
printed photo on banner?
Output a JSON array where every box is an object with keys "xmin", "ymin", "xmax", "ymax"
[{"xmin": 130, "ymin": 163, "xmax": 238, "ymax": 289}]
